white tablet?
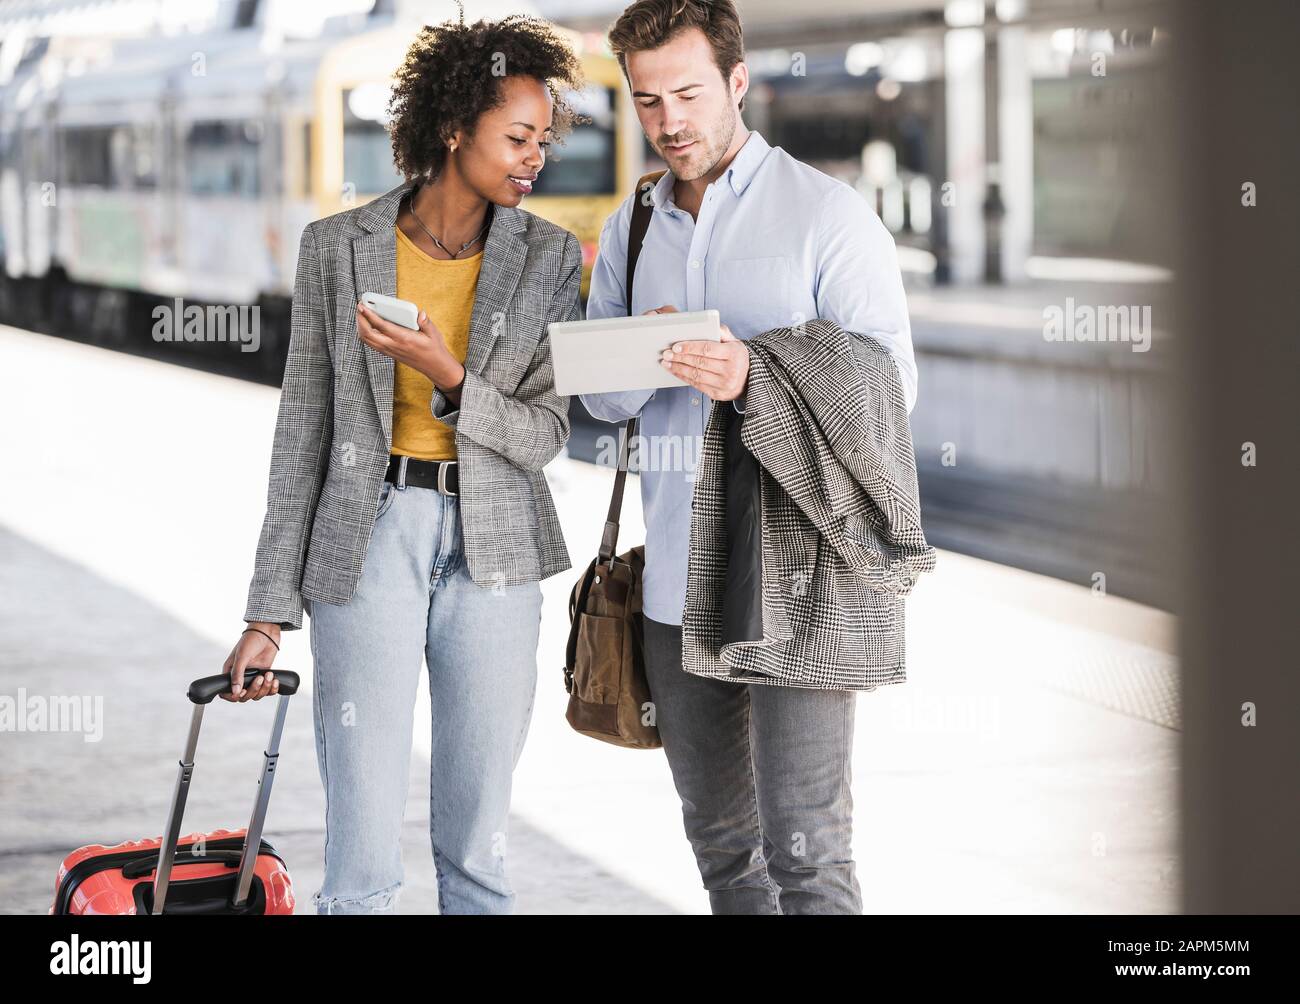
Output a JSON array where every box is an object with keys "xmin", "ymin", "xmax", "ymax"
[{"xmin": 548, "ymin": 309, "xmax": 721, "ymax": 396}]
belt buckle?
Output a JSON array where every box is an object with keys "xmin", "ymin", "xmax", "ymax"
[
  {"xmin": 438, "ymin": 461, "xmax": 457, "ymax": 496},
  {"xmin": 396, "ymin": 455, "xmax": 409, "ymax": 490}
]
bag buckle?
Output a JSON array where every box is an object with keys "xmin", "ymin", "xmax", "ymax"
[{"xmin": 598, "ymin": 519, "xmax": 618, "ymax": 563}]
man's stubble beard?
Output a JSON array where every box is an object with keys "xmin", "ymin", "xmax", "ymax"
[{"xmin": 661, "ymin": 104, "xmax": 738, "ymax": 183}]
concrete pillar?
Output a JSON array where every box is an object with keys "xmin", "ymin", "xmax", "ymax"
[
  {"xmin": 943, "ymin": 24, "xmax": 986, "ymax": 283},
  {"xmin": 997, "ymin": 23, "xmax": 1033, "ymax": 282}
]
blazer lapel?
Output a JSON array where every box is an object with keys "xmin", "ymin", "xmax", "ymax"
[
  {"xmin": 464, "ymin": 203, "xmax": 527, "ymax": 376},
  {"xmin": 349, "ymin": 180, "xmax": 528, "ymax": 450},
  {"xmin": 351, "ymin": 180, "xmax": 413, "ymax": 450}
]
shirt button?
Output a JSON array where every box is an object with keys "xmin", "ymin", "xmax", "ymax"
[
  {"xmin": 690, "ymin": 259, "xmax": 700, "ymax": 269},
  {"xmin": 691, "ymin": 397, "xmax": 700, "ymax": 406}
]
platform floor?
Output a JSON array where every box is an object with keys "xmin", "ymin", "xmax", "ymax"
[{"xmin": 0, "ymin": 326, "xmax": 1180, "ymax": 914}]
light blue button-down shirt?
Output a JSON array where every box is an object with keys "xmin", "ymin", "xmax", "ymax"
[{"xmin": 580, "ymin": 129, "xmax": 917, "ymax": 627}]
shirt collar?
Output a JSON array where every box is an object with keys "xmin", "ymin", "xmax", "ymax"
[
  {"xmin": 722, "ymin": 129, "xmax": 770, "ymax": 196},
  {"xmin": 651, "ymin": 130, "xmax": 772, "ymax": 214}
]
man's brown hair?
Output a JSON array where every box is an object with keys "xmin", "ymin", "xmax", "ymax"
[{"xmin": 607, "ymin": 0, "xmax": 746, "ymax": 113}]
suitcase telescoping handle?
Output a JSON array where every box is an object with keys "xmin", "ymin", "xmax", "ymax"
[
  {"xmin": 152, "ymin": 668, "xmax": 301, "ymax": 915},
  {"xmin": 188, "ymin": 671, "xmax": 299, "ymax": 704}
]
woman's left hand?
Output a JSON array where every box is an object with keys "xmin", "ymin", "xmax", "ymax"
[{"xmin": 356, "ymin": 301, "xmax": 464, "ymax": 390}]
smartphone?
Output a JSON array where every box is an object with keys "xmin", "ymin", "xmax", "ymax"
[{"xmin": 360, "ymin": 291, "xmax": 420, "ymax": 330}]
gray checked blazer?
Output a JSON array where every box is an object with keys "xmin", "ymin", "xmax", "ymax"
[
  {"xmin": 681, "ymin": 318, "xmax": 937, "ymax": 690},
  {"xmin": 243, "ymin": 178, "xmax": 578, "ymax": 630}
]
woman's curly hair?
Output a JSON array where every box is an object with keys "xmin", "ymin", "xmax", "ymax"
[{"xmin": 386, "ymin": 7, "xmax": 588, "ymax": 182}]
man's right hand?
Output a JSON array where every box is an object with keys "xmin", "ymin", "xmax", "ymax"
[{"xmin": 221, "ymin": 623, "xmax": 282, "ymax": 703}]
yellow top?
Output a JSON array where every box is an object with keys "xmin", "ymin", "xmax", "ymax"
[{"xmin": 391, "ymin": 224, "xmax": 483, "ymax": 460}]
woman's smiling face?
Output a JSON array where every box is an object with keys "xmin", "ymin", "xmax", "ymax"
[{"xmin": 453, "ymin": 74, "xmax": 554, "ymax": 206}]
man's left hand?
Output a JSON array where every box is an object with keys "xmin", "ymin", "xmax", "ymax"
[{"xmin": 659, "ymin": 322, "xmax": 748, "ymax": 401}]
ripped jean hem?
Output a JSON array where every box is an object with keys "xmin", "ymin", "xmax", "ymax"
[{"xmin": 312, "ymin": 879, "xmax": 402, "ymax": 915}]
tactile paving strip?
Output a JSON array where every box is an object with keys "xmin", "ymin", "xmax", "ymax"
[
  {"xmin": 1038, "ymin": 644, "xmax": 1181, "ymax": 731},
  {"xmin": 998, "ymin": 614, "xmax": 1182, "ymax": 731}
]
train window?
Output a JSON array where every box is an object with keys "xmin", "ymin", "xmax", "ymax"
[
  {"xmin": 62, "ymin": 127, "xmax": 114, "ymax": 187},
  {"xmin": 60, "ymin": 125, "xmax": 158, "ymax": 189},
  {"xmin": 185, "ymin": 120, "xmax": 261, "ymax": 197},
  {"xmin": 529, "ymin": 85, "xmax": 617, "ymax": 197},
  {"xmin": 110, "ymin": 124, "xmax": 157, "ymax": 189},
  {"xmin": 341, "ymin": 88, "xmax": 403, "ymax": 196},
  {"xmin": 22, "ymin": 129, "xmax": 44, "ymax": 182}
]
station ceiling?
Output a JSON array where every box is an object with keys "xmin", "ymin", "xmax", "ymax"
[
  {"xmin": 541, "ymin": 0, "xmax": 1166, "ymax": 47},
  {"xmin": 541, "ymin": 0, "xmax": 950, "ymax": 46}
]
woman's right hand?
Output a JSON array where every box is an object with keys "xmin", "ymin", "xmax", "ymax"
[{"xmin": 221, "ymin": 623, "xmax": 283, "ymax": 703}]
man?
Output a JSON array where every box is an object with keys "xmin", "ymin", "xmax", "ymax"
[{"xmin": 581, "ymin": 0, "xmax": 918, "ymax": 914}]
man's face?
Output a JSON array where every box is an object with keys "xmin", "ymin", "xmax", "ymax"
[{"xmin": 625, "ymin": 26, "xmax": 747, "ymax": 182}]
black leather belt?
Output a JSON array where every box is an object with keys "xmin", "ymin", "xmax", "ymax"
[{"xmin": 385, "ymin": 454, "xmax": 459, "ymax": 496}]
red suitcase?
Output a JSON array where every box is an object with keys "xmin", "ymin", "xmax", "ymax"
[{"xmin": 50, "ymin": 668, "xmax": 300, "ymax": 915}]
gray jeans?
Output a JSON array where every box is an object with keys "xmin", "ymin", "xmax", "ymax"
[{"xmin": 643, "ymin": 616, "xmax": 863, "ymax": 915}]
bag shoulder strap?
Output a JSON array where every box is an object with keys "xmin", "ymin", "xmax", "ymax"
[
  {"xmin": 600, "ymin": 169, "xmax": 666, "ymax": 564},
  {"xmin": 625, "ymin": 170, "xmax": 665, "ymax": 312}
]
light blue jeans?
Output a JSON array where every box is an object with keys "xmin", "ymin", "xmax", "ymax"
[{"xmin": 304, "ymin": 475, "xmax": 543, "ymax": 914}]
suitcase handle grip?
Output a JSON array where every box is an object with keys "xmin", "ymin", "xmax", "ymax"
[
  {"xmin": 188, "ymin": 669, "xmax": 300, "ymax": 704},
  {"xmin": 122, "ymin": 849, "xmax": 244, "ymax": 880}
]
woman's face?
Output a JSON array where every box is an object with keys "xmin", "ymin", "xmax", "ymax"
[{"xmin": 453, "ymin": 74, "xmax": 554, "ymax": 207}]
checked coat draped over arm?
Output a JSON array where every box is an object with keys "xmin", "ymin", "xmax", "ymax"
[{"xmin": 681, "ymin": 317, "xmax": 937, "ymax": 691}]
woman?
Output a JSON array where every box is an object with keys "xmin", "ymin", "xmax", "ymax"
[{"xmin": 221, "ymin": 12, "xmax": 585, "ymax": 915}]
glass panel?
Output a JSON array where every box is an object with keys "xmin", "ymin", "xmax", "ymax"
[
  {"xmin": 529, "ymin": 84, "xmax": 616, "ymax": 196},
  {"xmin": 342, "ymin": 88, "xmax": 403, "ymax": 196},
  {"xmin": 185, "ymin": 120, "xmax": 261, "ymax": 197}
]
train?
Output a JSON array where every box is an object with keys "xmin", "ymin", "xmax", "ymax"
[{"xmin": 0, "ymin": 4, "xmax": 646, "ymax": 381}]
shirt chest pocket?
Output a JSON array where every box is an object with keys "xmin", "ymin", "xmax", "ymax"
[{"xmin": 713, "ymin": 256, "xmax": 793, "ymax": 339}]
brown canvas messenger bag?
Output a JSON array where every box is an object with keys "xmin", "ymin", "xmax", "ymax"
[{"xmin": 562, "ymin": 170, "xmax": 667, "ymax": 749}]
